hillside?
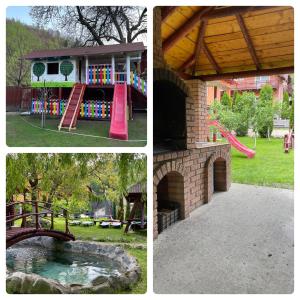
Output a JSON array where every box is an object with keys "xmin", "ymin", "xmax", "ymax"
[{"xmin": 6, "ymin": 19, "xmax": 72, "ymax": 86}]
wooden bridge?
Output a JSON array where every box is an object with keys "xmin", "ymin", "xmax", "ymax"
[{"xmin": 6, "ymin": 200, "xmax": 75, "ymax": 249}]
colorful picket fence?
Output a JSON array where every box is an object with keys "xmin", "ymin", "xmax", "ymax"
[
  {"xmin": 130, "ymin": 72, "xmax": 147, "ymax": 95},
  {"xmin": 31, "ymin": 99, "xmax": 111, "ymax": 119},
  {"xmin": 79, "ymin": 100, "xmax": 111, "ymax": 119},
  {"xmin": 87, "ymin": 65, "xmax": 112, "ymax": 85}
]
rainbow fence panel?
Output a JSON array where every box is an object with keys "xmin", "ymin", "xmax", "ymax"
[
  {"xmin": 130, "ymin": 72, "xmax": 147, "ymax": 95},
  {"xmin": 31, "ymin": 99, "xmax": 111, "ymax": 119},
  {"xmin": 87, "ymin": 65, "xmax": 112, "ymax": 85}
]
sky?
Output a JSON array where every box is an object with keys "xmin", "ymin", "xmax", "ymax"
[{"xmin": 6, "ymin": 6, "xmax": 33, "ymax": 25}]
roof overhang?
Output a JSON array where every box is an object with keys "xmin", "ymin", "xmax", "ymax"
[
  {"xmin": 24, "ymin": 42, "xmax": 145, "ymax": 60},
  {"xmin": 161, "ymin": 6, "xmax": 294, "ymax": 80}
]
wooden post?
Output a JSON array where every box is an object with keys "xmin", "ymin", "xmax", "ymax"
[
  {"xmin": 140, "ymin": 201, "xmax": 145, "ymax": 229},
  {"xmin": 65, "ymin": 209, "xmax": 69, "ymax": 233},
  {"xmin": 35, "ymin": 201, "xmax": 39, "ymax": 229},
  {"xmin": 127, "ymin": 85, "xmax": 132, "ymax": 120},
  {"xmin": 21, "ymin": 202, "xmax": 26, "ymax": 228},
  {"xmin": 51, "ymin": 212, "xmax": 54, "ymax": 230},
  {"xmin": 58, "ymin": 87, "xmax": 62, "ymax": 100},
  {"xmin": 111, "ymin": 55, "xmax": 115, "ymax": 85},
  {"xmin": 85, "ymin": 56, "xmax": 89, "ymax": 85}
]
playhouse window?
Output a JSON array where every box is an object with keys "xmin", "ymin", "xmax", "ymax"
[{"xmin": 47, "ymin": 63, "xmax": 59, "ymax": 75}]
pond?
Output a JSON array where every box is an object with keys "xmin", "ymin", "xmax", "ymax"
[
  {"xmin": 7, "ymin": 244, "xmax": 122, "ymax": 286},
  {"xmin": 6, "ymin": 238, "xmax": 141, "ymax": 294}
]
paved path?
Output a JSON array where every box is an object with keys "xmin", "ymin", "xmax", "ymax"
[{"xmin": 154, "ymin": 183, "xmax": 293, "ymax": 294}]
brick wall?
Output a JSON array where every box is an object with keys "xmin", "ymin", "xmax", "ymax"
[{"xmin": 153, "ymin": 7, "xmax": 231, "ymax": 239}]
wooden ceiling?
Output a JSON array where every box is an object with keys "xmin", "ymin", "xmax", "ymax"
[{"xmin": 161, "ymin": 6, "xmax": 294, "ymax": 80}]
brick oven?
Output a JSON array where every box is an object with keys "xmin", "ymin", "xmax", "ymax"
[{"xmin": 153, "ymin": 7, "xmax": 231, "ymax": 239}]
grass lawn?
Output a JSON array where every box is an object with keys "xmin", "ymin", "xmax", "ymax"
[
  {"xmin": 230, "ymin": 136, "xmax": 294, "ymax": 189},
  {"xmin": 54, "ymin": 217, "xmax": 147, "ymax": 244},
  {"xmin": 6, "ymin": 113, "xmax": 147, "ymax": 147}
]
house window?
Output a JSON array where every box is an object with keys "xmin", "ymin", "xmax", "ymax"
[{"xmin": 47, "ymin": 63, "xmax": 59, "ymax": 75}]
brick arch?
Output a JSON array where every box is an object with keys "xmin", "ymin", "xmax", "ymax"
[
  {"xmin": 205, "ymin": 151, "xmax": 231, "ymax": 203},
  {"xmin": 153, "ymin": 68, "xmax": 190, "ymax": 96},
  {"xmin": 153, "ymin": 161, "xmax": 189, "ymax": 239}
]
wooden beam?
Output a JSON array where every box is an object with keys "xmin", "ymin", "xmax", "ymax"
[
  {"xmin": 236, "ymin": 13, "xmax": 260, "ymax": 70},
  {"xmin": 197, "ymin": 66, "xmax": 294, "ymax": 81},
  {"xmin": 162, "ymin": 6, "xmax": 214, "ymax": 53},
  {"xmin": 202, "ymin": 6, "xmax": 272, "ymax": 20},
  {"xmin": 161, "ymin": 6, "xmax": 177, "ymax": 22},
  {"xmin": 178, "ymin": 55, "xmax": 195, "ymax": 72},
  {"xmin": 203, "ymin": 43, "xmax": 221, "ymax": 74},
  {"xmin": 192, "ymin": 20, "xmax": 208, "ymax": 75}
]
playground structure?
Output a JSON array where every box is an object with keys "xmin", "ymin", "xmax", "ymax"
[
  {"xmin": 24, "ymin": 42, "xmax": 147, "ymax": 140},
  {"xmin": 208, "ymin": 119, "xmax": 256, "ymax": 158},
  {"xmin": 125, "ymin": 183, "xmax": 146, "ymax": 233},
  {"xmin": 6, "ymin": 200, "xmax": 75, "ymax": 248},
  {"xmin": 284, "ymin": 131, "xmax": 294, "ymax": 153}
]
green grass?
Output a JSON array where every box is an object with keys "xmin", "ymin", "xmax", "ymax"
[
  {"xmin": 6, "ymin": 113, "xmax": 147, "ymax": 147},
  {"xmin": 54, "ymin": 218, "xmax": 147, "ymax": 244},
  {"xmin": 115, "ymin": 247, "xmax": 147, "ymax": 294},
  {"xmin": 230, "ymin": 136, "xmax": 294, "ymax": 188}
]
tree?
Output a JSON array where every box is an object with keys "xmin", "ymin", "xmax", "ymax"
[
  {"xmin": 257, "ymin": 84, "xmax": 274, "ymax": 138},
  {"xmin": 60, "ymin": 61, "xmax": 74, "ymax": 81},
  {"xmin": 30, "ymin": 6, "xmax": 147, "ymax": 46},
  {"xmin": 281, "ymin": 91, "xmax": 290, "ymax": 120},
  {"xmin": 233, "ymin": 92, "xmax": 256, "ymax": 137},
  {"xmin": 220, "ymin": 92, "xmax": 232, "ymax": 108},
  {"xmin": 33, "ymin": 62, "xmax": 45, "ymax": 81}
]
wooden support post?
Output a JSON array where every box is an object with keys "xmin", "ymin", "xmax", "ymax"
[
  {"xmin": 111, "ymin": 55, "xmax": 115, "ymax": 84},
  {"xmin": 65, "ymin": 210, "xmax": 69, "ymax": 234},
  {"xmin": 127, "ymin": 85, "xmax": 132, "ymax": 120},
  {"xmin": 85, "ymin": 56, "xmax": 89, "ymax": 85},
  {"xmin": 58, "ymin": 87, "xmax": 62, "ymax": 100},
  {"xmin": 21, "ymin": 202, "xmax": 26, "ymax": 228},
  {"xmin": 140, "ymin": 202, "xmax": 145, "ymax": 229},
  {"xmin": 51, "ymin": 212, "xmax": 54, "ymax": 230}
]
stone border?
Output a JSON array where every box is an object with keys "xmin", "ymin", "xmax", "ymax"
[{"xmin": 6, "ymin": 237, "xmax": 141, "ymax": 294}]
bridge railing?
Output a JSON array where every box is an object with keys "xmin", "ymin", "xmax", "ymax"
[{"xmin": 6, "ymin": 200, "xmax": 70, "ymax": 234}]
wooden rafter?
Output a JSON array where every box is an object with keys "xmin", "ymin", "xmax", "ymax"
[
  {"xmin": 235, "ymin": 13, "xmax": 260, "ymax": 70},
  {"xmin": 203, "ymin": 43, "xmax": 221, "ymax": 74},
  {"xmin": 178, "ymin": 55, "xmax": 195, "ymax": 72},
  {"xmin": 162, "ymin": 6, "xmax": 272, "ymax": 53},
  {"xmin": 202, "ymin": 6, "xmax": 272, "ymax": 20},
  {"xmin": 192, "ymin": 20, "xmax": 208, "ymax": 75},
  {"xmin": 162, "ymin": 6, "xmax": 214, "ymax": 53},
  {"xmin": 197, "ymin": 67, "xmax": 294, "ymax": 81},
  {"xmin": 161, "ymin": 6, "xmax": 177, "ymax": 22}
]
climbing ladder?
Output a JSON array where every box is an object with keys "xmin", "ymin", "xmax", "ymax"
[{"xmin": 58, "ymin": 83, "xmax": 86, "ymax": 131}]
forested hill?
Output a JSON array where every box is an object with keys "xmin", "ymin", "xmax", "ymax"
[{"xmin": 6, "ymin": 19, "xmax": 72, "ymax": 86}]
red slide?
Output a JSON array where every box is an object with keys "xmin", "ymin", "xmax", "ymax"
[
  {"xmin": 209, "ymin": 120, "xmax": 255, "ymax": 158},
  {"xmin": 109, "ymin": 83, "xmax": 128, "ymax": 140}
]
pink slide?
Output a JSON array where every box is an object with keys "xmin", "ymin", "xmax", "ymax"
[
  {"xmin": 209, "ymin": 120, "xmax": 255, "ymax": 158},
  {"xmin": 109, "ymin": 83, "xmax": 128, "ymax": 140}
]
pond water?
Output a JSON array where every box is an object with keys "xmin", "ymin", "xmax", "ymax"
[{"xmin": 6, "ymin": 245, "xmax": 122, "ymax": 285}]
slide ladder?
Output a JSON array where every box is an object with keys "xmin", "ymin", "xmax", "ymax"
[
  {"xmin": 109, "ymin": 83, "xmax": 128, "ymax": 140},
  {"xmin": 58, "ymin": 83, "xmax": 86, "ymax": 131},
  {"xmin": 209, "ymin": 120, "xmax": 256, "ymax": 158}
]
